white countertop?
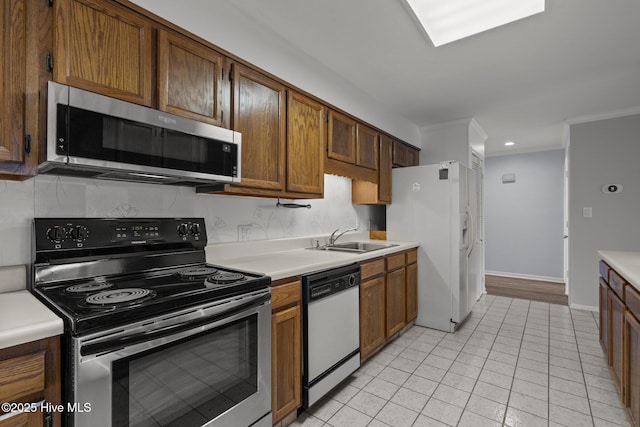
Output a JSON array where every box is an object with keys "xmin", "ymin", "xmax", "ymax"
[
  {"xmin": 0, "ymin": 290, "xmax": 64, "ymax": 350},
  {"xmin": 599, "ymin": 250, "xmax": 640, "ymax": 291},
  {"xmin": 208, "ymin": 237, "xmax": 419, "ymax": 281}
]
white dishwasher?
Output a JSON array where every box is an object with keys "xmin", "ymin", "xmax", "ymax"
[{"xmin": 302, "ymin": 263, "xmax": 361, "ymax": 408}]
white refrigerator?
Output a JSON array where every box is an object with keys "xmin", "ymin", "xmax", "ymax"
[{"xmin": 387, "ymin": 161, "xmax": 483, "ymax": 332}]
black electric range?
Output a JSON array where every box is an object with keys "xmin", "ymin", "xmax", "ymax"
[{"xmin": 30, "ymin": 217, "xmax": 270, "ymax": 336}]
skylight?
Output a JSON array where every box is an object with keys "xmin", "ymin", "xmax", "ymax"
[{"xmin": 404, "ymin": 0, "xmax": 545, "ymax": 47}]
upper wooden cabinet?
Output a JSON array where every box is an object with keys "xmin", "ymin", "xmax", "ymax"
[
  {"xmin": 393, "ymin": 140, "xmax": 420, "ymax": 168},
  {"xmin": 327, "ymin": 111, "xmax": 356, "ymax": 164},
  {"xmin": 356, "ymin": 124, "xmax": 378, "ymax": 171},
  {"xmin": 0, "ymin": 0, "xmax": 27, "ymax": 166},
  {"xmin": 352, "ymin": 134, "xmax": 392, "ymax": 205},
  {"xmin": 230, "ymin": 63, "xmax": 286, "ymax": 191},
  {"xmin": 157, "ymin": 29, "xmax": 226, "ymax": 126},
  {"xmin": 53, "ymin": 0, "xmax": 153, "ymax": 105},
  {"xmin": 286, "ymin": 91, "xmax": 325, "ymax": 195},
  {"xmin": 0, "ymin": 0, "xmax": 48, "ymax": 179}
]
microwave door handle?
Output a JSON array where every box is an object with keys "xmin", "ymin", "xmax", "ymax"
[{"xmin": 80, "ymin": 292, "xmax": 269, "ymax": 357}]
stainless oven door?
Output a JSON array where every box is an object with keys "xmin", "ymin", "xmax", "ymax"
[{"xmin": 71, "ymin": 289, "xmax": 271, "ymax": 427}]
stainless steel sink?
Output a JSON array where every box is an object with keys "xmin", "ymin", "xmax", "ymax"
[{"xmin": 310, "ymin": 241, "xmax": 399, "ymax": 253}]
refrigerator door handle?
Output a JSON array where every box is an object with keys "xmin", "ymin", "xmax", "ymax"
[{"xmin": 466, "ymin": 205, "xmax": 476, "ymax": 258}]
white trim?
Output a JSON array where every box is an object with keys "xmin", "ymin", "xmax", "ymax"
[
  {"xmin": 485, "ymin": 270, "xmax": 564, "ymax": 284},
  {"xmin": 566, "ymin": 107, "xmax": 640, "ymax": 125},
  {"xmin": 569, "ymin": 303, "xmax": 598, "ymax": 312},
  {"xmin": 485, "ymin": 145, "xmax": 565, "ymax": 158}
]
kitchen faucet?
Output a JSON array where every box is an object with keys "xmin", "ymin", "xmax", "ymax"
[{"xmin": 329, "ymin": 227, "xmax": 358, "ymax": 246}]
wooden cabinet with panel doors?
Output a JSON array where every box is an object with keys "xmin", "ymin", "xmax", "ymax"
[
  {"xmin": 0, "ymin": 336, "xmax": 61, "ymax": 427},
  {"xmin": 270, "ymin": 279, "xmax": 302, "ymax": 425},
  {"xmin": 392, "ymin": 140, "xmax": 419, "ymax": 167},
  {"xmin": 53, "ymin": 0, "xmax": 154, "ymax": 106},
  {"xmin": 352, "ymin": 133, "xmax": 393, "ymax": 205},
  {"xmin": 286, "ymin": 91, "xmax": 325, "ymax": 196},
  {"xmin": 157, "ymin": 29, "xmax": 227, "ymax": 127},
  {"xmin": 599, "ymin": 260, "xmax": 611, "ymax": 356},
  {"xmin": 0, "ymin": 0, "xmax": 49, "ymax": 179},
  {"xmin": 359, "ymin": 258, "xmax": 386, "ymax": 360},
  {"xmin": 625, "ymin": 284, "xmax": 640, "ymax": 427},
  {"xmin": 359, "ymin": 248, "xmax": 419, "ymax": 361}
]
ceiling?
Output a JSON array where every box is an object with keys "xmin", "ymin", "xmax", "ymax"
[{"xmin": 151, "ymin": 0, "xmax": 640, "ymax": 156}]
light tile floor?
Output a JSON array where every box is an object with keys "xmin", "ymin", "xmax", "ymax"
[{"xmin": 293, "ymin": 294, "xmax": 631, "ymax": 427}]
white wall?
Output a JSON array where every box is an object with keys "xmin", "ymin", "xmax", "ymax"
[
  {"xmin": 0, "ymin": 174, "xmax": 370, "ymax": 267},
  {"xmin": 569, "ymin": 114, "xmax": 640, "ymax": 308},
  {"xmin": 130, "ymin": 0, "xmax": 420, "ymax": 146},
  {"xmin": 485, "ymin": 150, "xmax": 565, "ymax": 281}
]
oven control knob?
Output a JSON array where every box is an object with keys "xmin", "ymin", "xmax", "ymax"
[
  {"xmin": 190, "ymin": 223, "xmax": 201, "ymax": 236},
  {"xmin": 70, "ymin": 225, "xmax": 87, "ymax": 241},
  {"xmin": 47, "ymin": 226, "xmax": 65, "ymax": 243},
  {"xmin": 177, "ymin": 223, "xmax": 189, "ymax": 237}
]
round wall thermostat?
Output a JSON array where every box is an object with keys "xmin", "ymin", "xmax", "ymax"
[{"xmin": 602, "ymin": 184, "xmax": 623, "ymax": 194}]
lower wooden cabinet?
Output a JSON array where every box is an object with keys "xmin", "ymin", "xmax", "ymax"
[
  {"xmin": 386, "ymin": 267, "xmax": 406, "ymax": 337},
  {"xmin": 271, "ymin": 279, "xmax": 302, "ymax": 424},
  {"xmin": 610, "ymin": 289, "xmax": 625, "ymax": 396},
  {"xmin": 600, "ymin": 277, "xmax": 610, "ymax": 357},
  {"xmin": 0, "ymin": 336, "xmax": 61, "ymax": 427},
  {"xmin": 0, "ymin": 411, "xmax": 42, "ymax": 427},
  {"xmin": 406, "ymin": 261, "xmax": 418, "ymax": 323},
  {"xmin": 625, "ymin": 310, "xmax": 640, "ymax": 427},
  {"xmin": 360, "ymin": 275, "xmax": 386, "ymax": 359},
  {"xmin": 360, "ymin": 249, "xmax": 418, "ymax": 361}
]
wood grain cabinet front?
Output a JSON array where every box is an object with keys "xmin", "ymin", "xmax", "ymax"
[
  {"xmin": 327, "ymin": 110, "xmax": 356, "ymax": 164},
  {"xmin": 0, "ymin": 0, "xmax": 48, "ymax": 179},
  {"xmin": 53, "ymin": 0, "xmax": 153, "ymax": 105},
  {"xmin": 271, "ymin": 280, "xmax": 302, "ymax": 424},
  {"xmin": 385, "ymin": 267, "xmax": 406, "ymax": 337},
  {"xmin": 352, "ymin": 134, "xmax": 392, "ymax": 205},
  {"xmin": 157, "ymin": 29, "xmax": 227, "ymax": 126},
  {"xmin": 286, "ymin": 91, "xmax": 325, "ymax": 196},
  {"xmin": 0, "ymin": 336, "xmax": 61, "ymax": 426},
  {"xmin": 359, "ymin": 275, "xmax": 386, "ymax": 360},
  {"xmin": 600, "ymin": 277, "xmax": 610, "ymax": 358},
  {"xmin": 625, "ymin": 309, "xmax": 640, "ymax": 427},
  {"xmin": 355, "ymin": 124, "xmax": 378, "ymax": 171},
  {"xmin": 610, "ymin": 288, "xmax": 626, "ymax": 399}
]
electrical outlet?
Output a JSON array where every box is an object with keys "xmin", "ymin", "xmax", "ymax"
[{"xmin": 238, "ymin": 225, "xmax": 252, "ymax": 241}]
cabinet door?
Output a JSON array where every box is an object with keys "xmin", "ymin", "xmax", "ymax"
[
  {"xmin": 286, "ymin": 91, "xmax": 325, "ymax": 195},
  {"xmin": 0, "ymin": 0, "xmax": 26, "ymax": 165},
  {"xmin": 356, "ymin": 124, "xmax": 378, "ymax": 170},
  {"xmin": 392, "ymin": 140, "xmax": 407, "ymax": 167},
  {"xmin": 378, "ymin": 135, "xmax": 393, "ymax": 203},
  {"xmin": 406, "ymin": 146, "xmax": 419, "ymax": 166},
  {"xmin": 599, "ymin": 278, "xmax": 610, "ymax": 359},
  {"xmin": 231, "ymin": 64, "xmax": 286, "ymax": 190},
  {"xmin": 157, "ymin": 30, "xmax": 227, "ymax": 126},
  {"xmin": 406, "ymin": 262, "xmax": 418, "ymax": 323},
  {"xmin": 272, "ymin": 305, "xmax": 301, "ymax": 424},
  {"xmin": 53, "ymin": 0, "xmax": 153, "ymax": 105},
  {"xmin": 360, "ymin": 276, "xmax": 386, "ymax": 359},
  {"xmin": 625, "ymin": 311, "xmax": 640, "ymax": 427},
  {"xmin": 0, "ymin": 411, "xmax": 42, "ymax": 427},
  {"xmin": 610, "ymin": 289, "xmax": 625, "ymax": 398},
  {"xmin": 386, "ymin": 267, "xmax": 406, "ymax": 337},
  {"xmin": 327, "ymin": 110, "xmax": 356, "ymax": 164}
]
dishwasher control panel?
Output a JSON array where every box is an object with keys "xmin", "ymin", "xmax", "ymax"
[{"xmin": 303, "ymin": 263, "xmax": 360, "ymax": 303}]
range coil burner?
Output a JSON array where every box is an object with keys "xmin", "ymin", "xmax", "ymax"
[{"xmin": 85, "ymin": 288, "xmax": 154, "ymax": 305}]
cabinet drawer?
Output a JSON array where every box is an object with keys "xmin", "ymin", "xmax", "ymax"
[
  {"xmin": 610, "ymin": 269, "xmax": 626, "ymax": 301},
  {"xmin": 271, "ymin": 280, "xmax": 301, "ymax": 312},
  {"xmin": 627, "ymin": 285, "xmax": 640, "ymax": 321},
  {"xmin": 0, "ymin": 351, "xmax": 45, "ymax": 403},
  {"xmin": 599, "ymin": 260, "xmax": 610, "ymax": 282},
  {"xmin": 386, "ymin": 252, "xmax": 405, "ymax": 271},
  {"xmin": 360, "ymin": 258, "xmax": 385, "ymax": 280},
  {"xmin": 406, "ymin": 249, "xmax": 417, "ymax": 265}
]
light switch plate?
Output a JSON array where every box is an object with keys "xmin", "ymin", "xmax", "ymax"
[{"xmin": 583, "ymin": 207, "xmax": 592, "ymax": 218}]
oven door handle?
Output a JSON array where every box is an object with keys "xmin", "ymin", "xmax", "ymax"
[{"xmin": 80, "ymin": 292, "xmax": 270, "ymax": 357}]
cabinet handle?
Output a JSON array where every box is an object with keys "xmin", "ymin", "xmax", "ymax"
[{"xmin": 45, "ymin": 410, "xmax": 53, "ymax": 427}]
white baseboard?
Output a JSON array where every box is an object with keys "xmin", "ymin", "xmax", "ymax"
[
  {"xmin": 485, "ymin": 270, "xmax": 564, "ymax": 284},
  {"xmin": 569, "ymin": 303, "xmax": 598, "ymax": 312}
]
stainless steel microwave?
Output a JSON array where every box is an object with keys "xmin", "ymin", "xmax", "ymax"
[{"xmin": 39, "ymin": 82, "xmax": 241, "ymax": 186}]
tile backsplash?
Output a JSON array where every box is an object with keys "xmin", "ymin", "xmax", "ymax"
[{"xmin": 0, "ymin": 174, "xmax": 371, "ymax": 267}]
